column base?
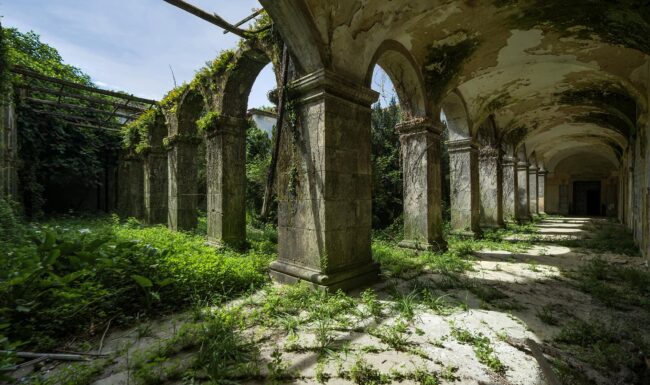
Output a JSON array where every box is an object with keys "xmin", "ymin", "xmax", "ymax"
[
  {"xmin": 398, "ymin": 239, "xmax": 447, "ymax": 252},
  {"xmin": 206, "ymin": 237, "xmax": 248, "ymax": 251},
  {"xmin": 450, "ymin": 229, "xmax": 482, "ymax": 239},
  {"xmin": 269, "ymin": 260, "xmax": 380, "ymax": 292}
]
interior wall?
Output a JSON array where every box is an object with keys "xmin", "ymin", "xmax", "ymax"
[{"xmin": 545, "ymin": 172, "xmax": 618, "ymax": 217}]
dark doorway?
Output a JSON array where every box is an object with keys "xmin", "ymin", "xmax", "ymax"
[{"xmin": 573, "ymin": 181, "xmax": 601, "ymax": 216}]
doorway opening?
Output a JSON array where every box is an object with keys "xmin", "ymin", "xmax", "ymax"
[{"xmin": 573, "ymin": 181, "xmax": 602, "ymax": 216}]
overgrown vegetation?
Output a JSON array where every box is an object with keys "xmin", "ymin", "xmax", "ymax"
[
  {"xmin": 0, "ymin": 203, "xmax": 274, "ymax": 354},
  {"xmin": 4, "ymin": 27, "xmax": 123, "ymax": 217}
]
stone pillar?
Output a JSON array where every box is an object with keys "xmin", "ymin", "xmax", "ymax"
[
  {"xmin": 0, "ymin": 100, "xmax": 18, "ymax": 199},
  {"xmin": 205, "ymin": 115, "xmax": 247, "ymax": 248},
  {"xmin": 448, "ymin": 139, "xmax": 481, "ymax": 237},
  {"xmin": 397, "ymin": 118, "xmax": 446, "ymax": 251},
  {"xmin": 167, "ymin": 136, "xmax": 200, "ymax": 231},
  {"xmin": 143, "ymin": 114, "xmax": 169, "ymax": 225},
  {"xmin": 479, "ymin": 145, "xmax": 503, "ymax": 228},
  {"xmin": 143, "ymin": 149, "xmax": 168, "ymax": 225},
  {"xmin": 270, "ymin": 69, "xmax": 380, "ymax": 291},
  {"xmin": 537, "ymin": 169, "xmax": 547, "ymax": 215},
  {"xmin": 517, "ymin": 161, "xmax": 530, "ymax": 220},
  {"xmin": 528, "ymin": 164, "xmax": 539, "ymax": 215},
  {"xmin": 501, "ymin": 155, "xmax": 519, "ymax": 222},
  {"xmin": 118, "ymin": 153, "xmax": 144, "ymax": 219}
]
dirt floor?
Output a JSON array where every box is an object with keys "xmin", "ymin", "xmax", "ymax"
[{"xmin": 16, "ymin": 217, "xmax": 650, "ymax": 385}]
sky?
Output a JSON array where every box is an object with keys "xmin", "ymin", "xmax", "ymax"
[{"xmin": 0, "ymin": 0, "xmax": 394, "ymax": 108}]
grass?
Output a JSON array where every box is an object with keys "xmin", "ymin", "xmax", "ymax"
[
  {"xmin": 554, "ymin": 317, "xmax": 650, "ymax": 378},
  {"xmin": 450, "ymin": 325, "xmax": 506, "ymax": 375}
]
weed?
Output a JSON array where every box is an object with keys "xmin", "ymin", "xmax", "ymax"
[
  {"xmin": 450, "ymin": 326, "xmax": 506, "ymax": 374},
  {"xmin": 361, "ymin": 289, "xmax": 383, "ymax": 319},
  {"xmin": 345, "ymin": 357, "xmax": 390, "ymax": 385},
  {"xmin": 536, "ymin": 304, "xmax": 559, "ymax": 325},
  {"xmin": 370, "ymin": 319, "xmax": 411, "ymax": 351}
]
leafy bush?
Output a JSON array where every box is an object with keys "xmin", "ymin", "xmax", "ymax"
[{"xmin": 0, "ymin": 216, "xmax": 274, "ymax": 350}]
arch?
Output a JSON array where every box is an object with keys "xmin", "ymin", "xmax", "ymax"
[
  {"xmin": 176, "ymin": 88, "xmax": 205, "ymax": 136},
  {"xmin": 217, "ymin": 46, "xmax": 275, "ymax": 118},
  {"xmin": 365, "ymin": 40, "xmax": 428, "ymax": 118},
  {"xmin": 440, "ymin": 90, "xmax": 472, "ymax": 141}
]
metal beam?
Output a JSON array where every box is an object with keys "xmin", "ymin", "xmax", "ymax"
[
  {"xmin": 11, "ymin": 67, "xmax": 158, "ymax": 105},
  {"xmin": 163, "ymin": 0, "xmax": 271, "ymax": 38},
  {"xmin": 23, "ymin": 97, "xmax": 138, "ymax": 121},
  {"xmin": 16, "ymin": 85, "xmax": 147, "ymax": 113}
]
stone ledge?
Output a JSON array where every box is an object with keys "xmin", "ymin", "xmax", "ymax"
[
  {"xmin": 398, "ymin": 239, "xmax": 447, "ymax": 252},
  {"xmin": 269, "ymin": 260, "xmax": 380, "ymax": 292}
]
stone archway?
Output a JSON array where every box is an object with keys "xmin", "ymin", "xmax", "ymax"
[
  {"xmin": 366, "ymin": 40, "xmax": 445, "ymax": 250},
  {"xmin": 441, "ymin": 90, "xmax": 480, "ymax": 236}
]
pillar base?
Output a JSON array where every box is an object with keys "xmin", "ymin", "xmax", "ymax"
[
  {"xmin": 450, "ymin": 229, "xmax": 481, "ymax": 239},
  {"xmin": 398, "ymin": 239, "xmax": 447, "ymax": 252},
  {"xmin": 269, "ymin": 260, "xmax": 380, "ymax": 292}
]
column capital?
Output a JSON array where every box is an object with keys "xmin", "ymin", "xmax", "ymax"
[
  {"xmin": 204, "ymin": 115, "xmax": 248, "ymax": 138},
  {"xmin": 396, "ymin": 117, "xmax": 444, "ymax": 136},
  {"xmin": 502, "ymin": 155, "xmax": 517, "ymax": 166},
  {"xmin": 291, "ymin": 69, "xmax": 379, "ymax": 107},
  {"xmin": 517, "ymin": 161, "xmax": 529, "ymax": 170},
  {"xmin": 447, "ymin": 139, "xmax": 478, "ymax": 153},
  {"xmin": 528, "ymin": 165, "xmax": 539, "ymax": 173},
  {"xmin": 538, "ymin": 169, "xmax": 548, "ymax": 176}
]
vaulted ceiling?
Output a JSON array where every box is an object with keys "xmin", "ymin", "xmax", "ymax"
[{"xmin": 262, "ymin": 0, "xmax": 650, "ymax": 174}]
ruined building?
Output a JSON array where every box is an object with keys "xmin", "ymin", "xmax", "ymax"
[{"xmin": 6, "ymin": 1, "xmax": 646, "ymax": 291}]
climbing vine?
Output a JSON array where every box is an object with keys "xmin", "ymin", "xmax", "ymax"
[
  {"xmin": 423, "ymin": 32, "xmax": 481, "ymax": 103},
  {"xmin": 122, "ymin": 107, "xmax": 162, "ymax": 154},
  {"xmin": 196, "ymin": 111, "xmax": 221, "ymax": 135},
  {"xmin": 6, "ymin": 28, "xmax": 121, "ymax": 216}
]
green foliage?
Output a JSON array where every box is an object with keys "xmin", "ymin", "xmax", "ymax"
[
  {"xmin": 0, "ymin": 215, "xmax": 274, "ymax": 350},
  {"xmin": 195, "ymin": 110, "xmax": 220, "ymax": 135},
  {"xmin": 246, "ymin": 121, "xmax": 273, "ymax": 218},
  {"xmin": 122, "ymin": 108, "xmax": 162, "ymax": 153},
  {"xmin": 555, "ymin": 317, "xmax": 649, "ymax": 375},
  {"xmin": 450, "ymin": 326, "xmax": 506, "ymax": 374},
  {"xmin": 5, "ymin": 27, "xmax": 122, "ymax": 216},
  {"xmin": 0, "ymin": 23, "xmax": 10, "ymax": 102},
  {"xmin": 197, "ymin": 309, "xmax": 259, "ymax": 382},
  {"xmin": 345, "ymin": 357, "xmax": 391, "ymax": 385},
  {"xmin": 371, "ymin": 98, "xmax": 402, "ymax": 230}
]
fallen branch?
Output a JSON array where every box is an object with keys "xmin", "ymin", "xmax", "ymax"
[
  {"xmin": 504, "ymin": 337, "xmax": 609, "ymax": 384},
  {"xmin": 98, "ymin": 317, "xmax": 114, "ymax": 355},
  {"xmin": 0, "ymin": 356, "xmax": 47, "ymax": 372},
  {"xmin": 0, "ymin": 351, "xmax": 90, "ymax": 362}
]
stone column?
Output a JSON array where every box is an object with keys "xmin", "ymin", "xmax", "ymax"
[
  {"xmin": 501, "ymin": 155, "xmax": 519, "ymax": 222},
  {"xmin": 517, "ymin": 161, "xmax": 530, "ymax": 220},
  {"xmin": 479, "ymin": 145, "xmax": 503, "ymax": 228},
  {"xmin": 118, "ymin": 153, "xmax": 144, "ymax": 219},
  {"xmin": 528, "ymin": 164, "xmax": 539, "ymax": 215},
  {"xmin": 397, "ymin": 118, "xmax": 446, "ymax": 251},
  {"xmin": 0, "ymin": 100, "xmax": 18, "ymax": 199},
  {"xmin": 537, "ymin": 168, "xmax": 547, "ymax": 215},
  {"xmin": 143, "ymin": 148, "xmax": 168, "ymax": 225},
  {"xmin": 205, "ymin": 115, "xmax": 247, "ymax": 248},
  {"xmin": 167, "ymin": 136, "xmax": 200, "ymax": 231},
  {"xmin": 448, "ymin": 139, "xmax": 481, "ymax": 237},
  {"xmin": 269, "ymin": 69, "xmax": 380, "ymax": 291}
]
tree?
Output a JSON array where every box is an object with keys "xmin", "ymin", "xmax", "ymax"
[
  {"xmin": 4, "ymin": 27, "xmax": 122, "ymax": 216},
  {"xmin": 371, "ymin": 97, "xmax": 403, "ymax": 229}
]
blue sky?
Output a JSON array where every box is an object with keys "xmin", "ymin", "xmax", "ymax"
[{"xmin": 1, "ymin": 0, "xmax": 394, "ymax": 108}]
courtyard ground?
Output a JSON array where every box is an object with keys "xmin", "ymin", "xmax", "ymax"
[{"xmin": 14, "ymin": 217, "xmax": 650, "ymax": 385}]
